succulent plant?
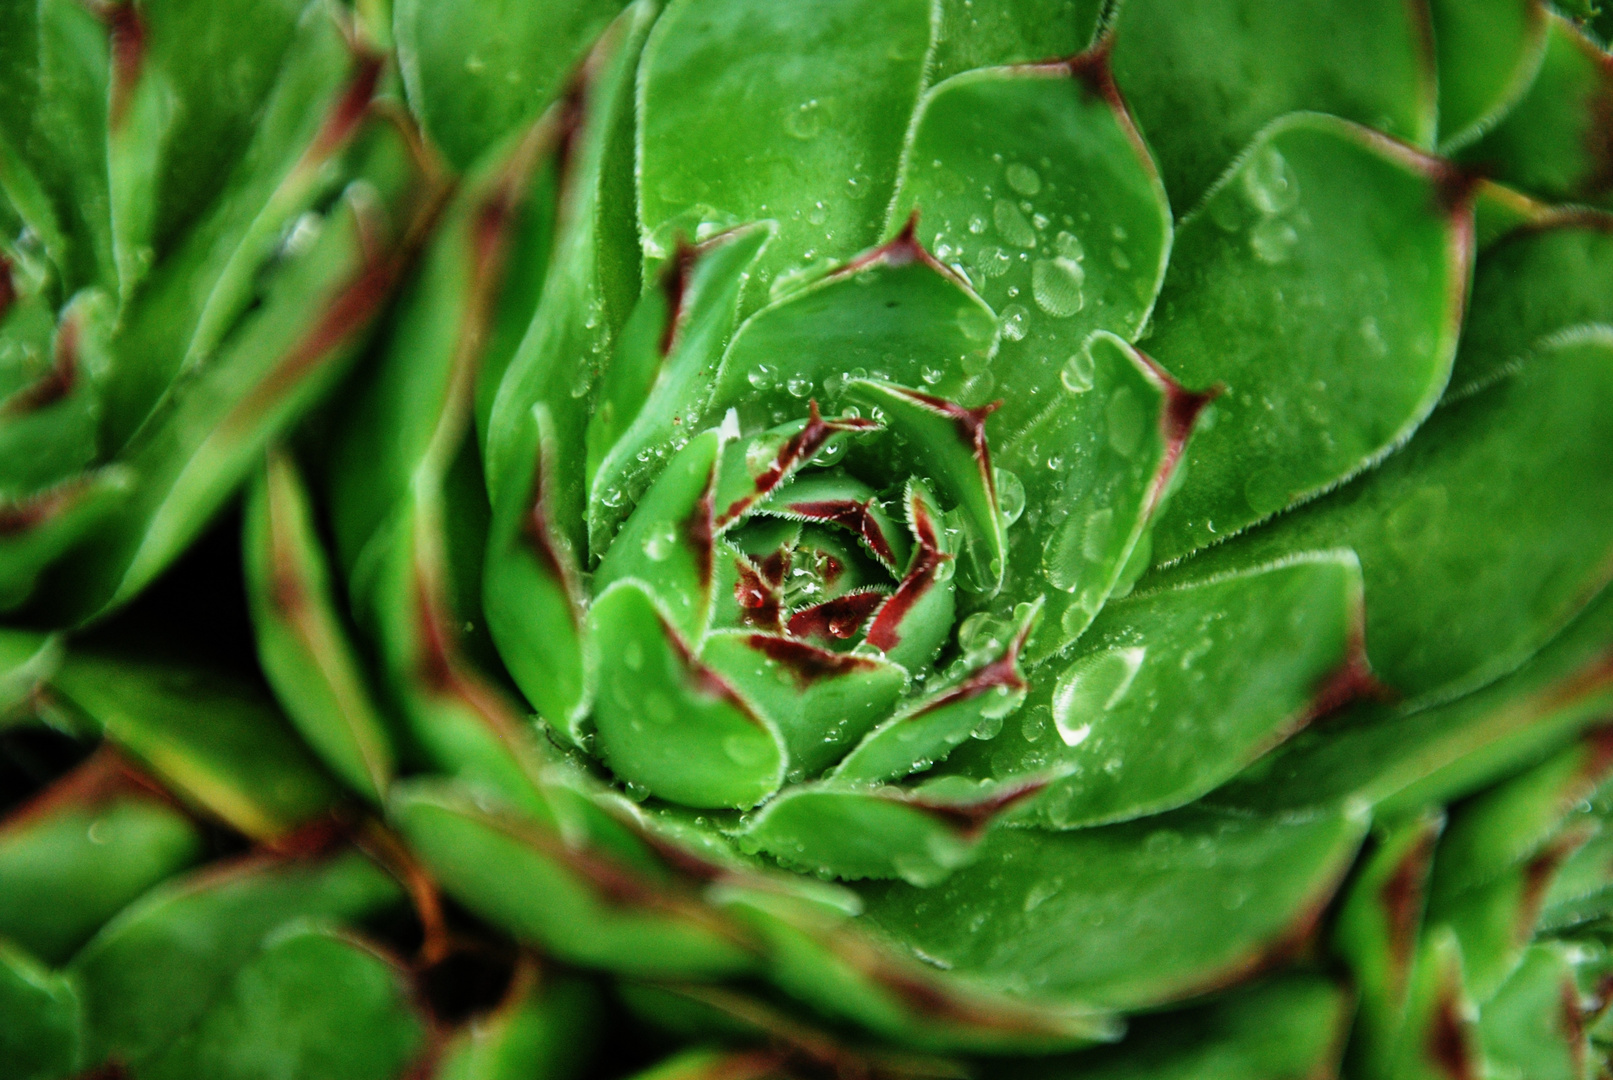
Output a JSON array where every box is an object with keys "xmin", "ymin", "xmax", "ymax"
[{"xmin": 8, "ymin": 0, "xmax": 1613, "ymax": 1078}]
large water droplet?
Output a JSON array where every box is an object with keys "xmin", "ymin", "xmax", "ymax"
[
  {"xmin": 1052, "ymin": 646, "xmax": 1147, "ymax": 744},
  {"xmin": 1061, "ymin": 350, "xmax": 1095, "ymax": 393},
  {"xmin": 1250, "ymin": 217, "xmax": 1298, "ymax": 264},
  {"xmin": 976, "ymin": 246, "xmax": 1011, "ymax": 278},
  {"xmin": 1243, "ymin": 468, "xmax": 1290, "ymax": 517},
  {"xmin": 1032, "ymin": 257, "xmax": 1086, "ymax": 318},
  {"xmin": 1055, "ymin": 230, "xmax": 1085, "ymax": 261},
  {"xmin": 1082, "ymin": 508, "xmax": 1114, "ymax": 562},
  {"xmin": 643, "ymin": 525, "xmax": 678, "ymax": 562},
  {"xmin": 994, "ymin": 199, "xmax": 1037, "ymax": 248},
  {"xmin": 785, "ymin": 99, "xmax": 824, "ymax": 139},
  {"xmin": 1006, "ymin": 162, "xmax": 1042, "ymax": 196},
  {"xmin": 1000, "ymin": 303, "xmax": 1030, "ymax": 341},
  {"xmin": 995, "ymin": 467, "xmax": 1026, "ymax": 526},
  {"xmin": 747, "ymin": 363, "xmax": 777, "ymax": 390},
  {"xmin": 1106, "ymin": 386, "xmax": 1144, "ymax": 457},
  {"xmin": 1242, "ymin": 144, "xmax": 1299, "ymax": 214}
]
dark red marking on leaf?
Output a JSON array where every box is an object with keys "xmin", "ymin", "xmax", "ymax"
[
  {"xmin": 0, "ymin": 747, "xmax": 173, "ymax": 833},
  {"xmin": 734, "ymin": 555, "xmax": 784, "ymax": 633},
  {"xmin": 758, "ymin": 546, "xmax": 791, "ymax": 588},
  {"xmin": 865, "ymin": 494, "xmax": 952, "ymax": 653},
  {"xmin": 1581, "ymin": 42, "xmax": 1613, "ymax": 199},
  {"xmin": 0, "ymin": 257, "xmax": 14, "ymax": 320},
  {"xmin": 1306, "ymin": 630, "xmax": 1394, "ymax": 724},
  {"xmin": 906, "ymin": 776, "xmax": 1049, "ymax": 839},
  {"xmin": 662, "ymin": 616, "xmax": 770, "ymax": 728},
  {"xmin": 1377, "ymin": 825, "xmax": 1440, "ymax": 986},
  {"xmin": 0, "ymin": 477, "xmax": 95, "ymax": 536},
  {"xmin": 910, "ymin": 617, "xmax": 1034, "ymax": 723},
  {"xmin": 353, "ymin": 819, "xmax": 451, "ymax": 965},
  {"xmin": 716, "ymin": 401, "xmax": 880, "ymax": 527},
  {"xmin": 1575, "ymin": 724, "xmax": 1613, "ymax": 789},
  {"xmin": 1427, "ymin": 981, "xmax": 1478, "ymax": 1080},
  {"xmin": 1059, "ymin": 36, "xmax": 1118, "ymax": 103},
  {"xmin": 882, "ymin": 384, "xmax": 1001, "ymax": 491},
  {"xmin": 684, "ymin": 462, "xmax": 718, "ymax": 590},
  {"xmin": 660, "ymin": 239, "xmax": 699, "ymax": 355},
  {"xmin": 520, "ymin": 440, "xmax": 583, "ymax": 622},
  {"xmin": 3, "ymin": 312, "xmax": 79, "ymax": 415},
  {"xmin": 1561, "ymin": 974, "xmax": 1588, "ymax": 1073},
  {"xmin": 785, "ymin": 498, "xmax": 900, "ymax": 569},
  {"xmin": 747, "ymin": 634, "xmax": 878, "ymax": 688},
  {"xmin": 73, "ymin": 1064, "xmax": 129, "ymax": 1080},
  {"xmin": 102, "ymin": 1, "xmax": 146, "ymax": 129},
  {"xmin": 309, "ymin": 51, "xmax": 385, "ymax": 161},
  {"xmin": 787, "ymin": 588, "xmax": 888, "ymax": 641},
  {"xmin": 1520, "ymin": 824, "xmax": 1597, "ymax": 941},
  {"xmin": 1130, "ymin": 347, "xmax": 1217, "ymax": 516},
  {"xmin": 262, "ymin": 815, "xmax": 346, "ymax": 858}
]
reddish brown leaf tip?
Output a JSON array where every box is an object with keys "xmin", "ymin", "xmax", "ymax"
[
  {"xmin": 748, "ymin": 634, "xmax": 877, "ymax": 688},
  {"xmin": 786, "ymin": 589, "xmax": 888, "ymax": 642},
  {"xmin": 908, "ymin": 776, "xmax": 1049, "ymax": 839}
]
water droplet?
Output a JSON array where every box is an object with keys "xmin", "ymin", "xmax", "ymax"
[
  {"xmin": 806, "ymin": 200, "xmax": 828, "ymax": 225},
  {"xmin": 1023, "ymin": 879, "xmax": 1060, "ymax": 912},
  {"xmin": 995, "ymin": 468, "xmax": 1026, "ymax": 526},
  {"xmin": 643, "ymin": 524, "xmax": 678, "ymax": 562},
  {"xmin": 1055, "ymin": 230, "xmax": 1085, "ymax": 261},
  {"xmin": 1106, "ymin": 386, "xmax": 1144, "ymax": 457},
  {"xmin": 786, "ymin": 375, "xmax": 812, "ymax": 398},
  {"xmin": 1109, "ymin": 246, "xmax": 1131, "ymax": 270},
  {"xmin": 971, "ymin": 709, "xmax": 1005, "ymax": 739},
  {"xmin": 785, "ymin": 99, "xmax": 824, "ymax": 139},
  {"xmin": 1061, "ymin": 350, "xmax": 1095, "ymax": 393},
  {"xmin": 994, "ymin": 198, "xmax": 1037, "ymax": 248},
  {"xmin": 957, "ymin": 612, "xmax": 1011, "ymax": 655},
  {"xmin": 464, "ymin": 54, "xmax": 486, "ymax": 74},
  {"xmin": 1006, "ymin": 162, "xmax": 1042, "ymax": 195},
  {"xmin": 747, "ymin": 363, "xmax": 777, "ymax": 390},
  {"xmin": 1359, "ymin": 315, "xmax": 1388, "ymax": 357},
  {"xmin": 1242, "ymin": 145, "xmax": 1299, "ymax": 214},
  {"xmin": 1000, "ymin": 303, "xmax": 1030, "ymax": 341},
  {"xmin": 1082, "ymin": 508, "xmax": 1114, "ymax": 562},
  {"xmin": 976, "ymin": 246, "xmax": 1011, "ymax": 278},
  {"xmin": 1052, "ymin": 646, "xmax": 1147, "ymax": 744},
  {"xmin": 921, "ymin": 366, "xmax": 944, "ymax": 385},
  {"xmin": 967, "ymin": 214, "xmax": 988, "ymax": 235},
  {"xmin": 1250, "ymin": 217, "xmax": 1298, "ymax": 264},
  {"xmin": 1243, "ymin": 468, "xmax": 1290, "ymax": 517},
  {"xmin": 1032, "ymin": 257, "xmax": 1085, "ymax": 318},
  {"xmin": 978, "ymin": 683, "xmax": 1025, "ymax": 722}
]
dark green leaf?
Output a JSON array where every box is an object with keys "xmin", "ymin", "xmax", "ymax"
[
  {"xmin": 1429, "ymin": 0, "xmax": 1551, "ymax": 151},
  {"xmin": 1478, "ymin": 943, "xmax": 1588, "ymax": 1080},
  {"xmin": 928, "ymin": 0, "xmax": 1104, "ymax": 82},
  {"xmin": 0, "ymin": 942, "xmax": 81, "ymax": 1080},
  {"xmin": 434, "ymin": 968, "xmax": 600, "ymax": 1080}
]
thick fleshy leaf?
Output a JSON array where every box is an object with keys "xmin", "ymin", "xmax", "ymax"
[
  {"xmin": 586, "ymin": 224, "xmax": 771, "ymax": 550},
  {"xmin": 756, "ymin": 471, "xmax": 909, "ymax": 576},
  {"xmin": 482, "ymin": 4, "xmax": 657, "ymax": 540},
  {"xmin": 1430, "ymin": 820, "xmax": 1594, "ymax": 1002},
  {"xmin": 1479, "ymin": 944, "xmax": 1588, "ymax": 1080},
  {"xmin": 0, "ymin": 627, "xmax": 60, "ymax": 723},
  {"xmin": 889, "ymin": 53, "xmax": 1172, "ymax": 439},
  {"xmin": 1429, "ymin": 0, "xmax": 1551, "ymax": 151},
  {"xmin": 1449, "ymin": 210, "xmax": 1613, "ymax": 397},
  {"xmin": 847, "ymin": 380, "xmax": 1004, "ymax": 593},
  {"xmin": 51, "ymin": 121, "xmax": 434, "ymax": 623},
  {"xmin": 949, "ymin": 552, "xmax": 1367, "ymax": 830},
  {"xmin": 636, "ymin": 0, "xmax": 931, "ymax": 308},
  {"xmin": 1332, "ymin": 812, "xmax": 1444, "ymax": 1080},
  {"xmin": 1541, "ymin": 824, "xmax": 1613, "ymax": 932},
  {"xmin": 710, "ymin": 407, "xmax": 881, "ymax": 532},
  {"xmin": 1388, "ymin": 927, "xmax": 1481, "ymax": 1080},
  {"xmin": 0, "ymin": 754, "xmax": 203, "ymax": 965},
  {"xmin": 390, "ymin": 780, "xmax": 759, "ymax": 977},
  {"xmin": 591, "ymin": 581, "xmax": 785, "ymax": 809},
  {"xmin": 70, "ymin": 850, "xmax": 402, "ymax": 1071},
  {"xmin": 863, "ymin": 481, "xmax": 957, "ymax": 673},
  {"xmin": 0, "ymin": 942, "xmax": 81, "ymax": 1080},
  {"xmin": 0, "ymin": 287, "xmax": 110, "ymax": 499},
  {"xmin": 1108, "ymin": 0, "xmax": 1436, "ymax": 209},
  {"xmin": 138, "ymin": 924, "xmax": 427, "ymax": 1080},
  {"xmin": 701, "ymin": 631, "xmax": 907, "ymax": 781},
  {"xmin": 596, "ymin": 430, "xmax": 721, "ymax": 639},
  {"xmin": 246, "ymin": 449, "xmax": 394, "ymax": 803},
  {"xmin": 50, "ymin": 654, "xmax": 338, "ymax": 840},
  {"xmin": 834, "ymin": 603, "xmax": 1034, "ymax": 784},
  {"xmin": 1159, "ymin": 332, "xmax": 1613, "ymax": 709},
  {"xmin": 993, "ymin": 975, "xmax": 1352, "ymax": 1080},
  {"xmin": 0, "ymin": 469, "xmax": 131, "ymax": 611},
  {"xmin": 1460, "ymin": 13, "xmax": 1613, "ymax": 206},
  {"xmin": 1428, "ymin": 727, "xmax": 1613, "ymax": 905},
  {"xmin": 705, "ymin": 227, "xmax": 1000, "ymax": 433},
  {"xmin": 435, "ymin": 967, "xmax": 599, "ymax": 1080},
  {"xmin": 395, "ymin": 0, "xmax": 625, "ymax": 169},
  {"xmin": 858, "ymin": 802, "xmax": 1367, "ymax": 1010},
  {"xmin": 735, "ymin": 774, "xmax": 1044, "ymax": 886},
  {"xmin": 997, "ymin": 332, "xmax": 1202, "ymax": 657},
  {"xmin": 1147, "ymin": 113, "xmax": 1472, "ymax": 564},
  {"xmin": 105, "ymin": 0, "xmax": 307, "ymax": 300},
  {"xmin": 929, "ymin": 0, "xmax": 1104, "ymax": 82}
]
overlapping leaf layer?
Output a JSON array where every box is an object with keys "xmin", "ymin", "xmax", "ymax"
[{"xmin": 7, "ymin": 0, "xmax": 1613, "ymax": 1078}]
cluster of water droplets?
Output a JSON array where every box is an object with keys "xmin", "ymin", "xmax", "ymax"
[{"xmin": 1211, "ymin": 143, "xmax": 1304, "ymax": 266}]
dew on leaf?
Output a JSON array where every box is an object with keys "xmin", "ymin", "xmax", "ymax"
[
  {"xmin": 1055, "ymin": 230, "xmax": 1085, "ymax": 261},
  {"xmin": 1006, "ymin": 162, "xmax": 1042, "ymax": 195},
  {"xmin": 1109, "ymin": 246, "xmax": 1132, "ymax": 271},
  {"xmin": 1250, "ymin": 217, "xmax": 1299, "ymax": 264},
  {"xmin": 1242, "ymin": 145, "xmax": 1299, "ymax": 214},
  {"xmin": 995, "ymin": 468, "xmax": 1026, "ymax": 526},
  {"xmin": 1082, "ymin": 507, "xmax": 1114, "ymax": 561},
  {"xmin": 785, "ymin": 99, "xmax": 824, "ymax": 139},
  {"xmin": 1106, "ymin": 387, "xmax": 1145, "ymax": 457},
  {"xmin": 643, "ymin": 525, "xmax": 678, "ymax": 562},
  {"xmin": 1052, "ymin": 646, "xmax": 1147, "ymax": 744},
  {"xmin": 786, "ymin": 376, "xmax": 812, "ymax": 398},
  {"xmin": 967, "ymin": 214, "xmax": 987, "ymax": 235},
  {"xmin": 1061, "ymin": 350, "xmax": 1096, "ymax": 393},
  {"xmin": 1000, "ymin": 303, "xmax": 1030, "ymax": 341},
  {"xmin": 994, "ymin": 199, "xmax": 1038, "ymax": 248},
  {"xmin": 747, "ymin": 363, "xmax": 778, "ymax": 390},
  {"xmin": 1032, "ymin": 257, "xmax": 1086, "ymax": 318},
  {"xmin": 977, "ymin": 246, "xmax": 1011, "ymax": 278}
]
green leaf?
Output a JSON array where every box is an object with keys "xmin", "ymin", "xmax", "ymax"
[
  {"xmin": 71, "ymin": 850, "xmax": 402, "ymax": 1071},
  {"xmin": 245, "ymin": 449, "xmax": 395, "ymax": 803},
  {"xmin": 949, "ymin": 553, "xmax": 1366, "ymax": 830},
  {"xmin": 0, "ymin": 941, "xmax": 81, "ymax": 1080},
  {"xmin": 435, "ymin": 969, "xmax": 600, "ymax": 1080},
  {"xmin": 591, "ymin": 581, "xmax": 785, "ymax": 808},
  {"xmin": 1429, "ymin": 0, "xmax": 1551, "ymax": 151},
  {"xmin": 1386, "ymin": 927, "xmax": 1481, "ymax": 1080},
  {"xmin": 637, "ymin": 0, "xmax": 931, "ymax": 310},
  {"xmin": 862, "ymin": 480, "xmax": 957, "ymax": 672},
  {"xmin": 51, "ymin": 654, "xmax": 339, "ymax": 840},
  {"xmin": 0, "ymin": 627, "xmax": 60, "ymax": 724},
  {"xmin": 1448, "ymin": 210, "xmax": 1613, "ymax": 397},
  {"xmin": 0, "ymin": 468, "xmax": 131, "ymax": 612},
  {"xmin": 992, "ymin": 975, "xmax": 1352, "ymax": 1080},
  {"xmin": 996, "ymin": 332, "xmax": 1199, "ymax": 657},
  {"xmin": 1158, "ymin": 331, "xmax": 1613, "ymax": 709},
  {"xmin": 1478, "ymin": 943, "xmax": 1588, "ymax": 1080},
  {"xmin": 1460, "ymin": 13, "xmax": 1613, "ymax": 206},
  {"xmin": 0, "ymin": 758, "xmax": 203, "ymax": 965},
  {"xmin": 1541, "ymin": 823, "xmax": 1613, "ymax": 931},
  {"xmin": 858, "ymin": 802, "xmax": 1367, "ymax": 1010},
  {"xmin": 705, "ymin": 229, "xmax": 999, "ymax": 435},
  {"xmin": 1146, "ymin": 113, "xmax": 1470, "ymax": 564},
  {"xmin": 1332, "ymin": 811, "xmax": 1444, "ymax": 1080},
  {"xmin": 1108, "ymin": 0, "xmax": 1437, "ymax": 209},
  {"xmin": 395, "ymin": 0, "xmax": 626, "ymax": 170},
  {"xmin": 139, "ymin": 924, "xmax": 427, "ymax": 1080},
  {"xmin": 390, "ymin": 779, "xmax": 759, "ymax": 977},
  {"xmin": 847, "ymin": 380, "xmax": 1004, "ymax": 593},
  {"xmin": 928, "ymin": 0, "xmax": 1104, "ymax": 82},
  {"xmin": 701, "ymin": 631, "xmax": 907, "ymax": 781},
  {"xmin": 888, "ymin": 55, "xmax": 1172, "ymax": 440}
]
